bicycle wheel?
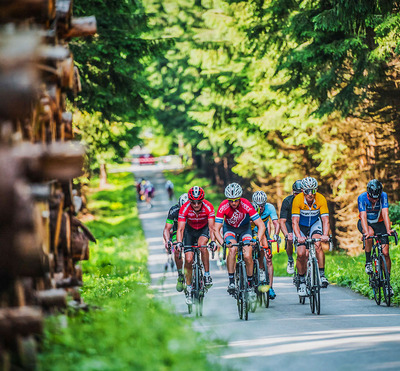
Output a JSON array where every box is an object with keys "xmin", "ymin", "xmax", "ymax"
[
  {"xmin": 262, "ymin": 256, "xmax": 270, "ymax": 308},
  {"xmin": 308, "ymin": 264, "xmax": 315, "ymax": 314},
  {"xmin": 193, "ymin": 265, "xmax": 202, "ymax": 317},
  {"xmin": 241, "ymin": 262, "xmax": 249, "ymax": 321},
  {"xmin": 251, "ymin": 260, "xmax": 259, "ymax": 312},
  {"xmin": 380, "ymin": 255, "xmax": 391, "ymax": 307},
  {"xmin": 370, "ymin": 257, "xmax": 381, "ymax": 305},
  {"xmin": 236, "ymin": 266, "xmax": 243, "ymax": 319},
  {"xmin": 313, "ymin": 257, "xmax": 321, "ymax": 315}
]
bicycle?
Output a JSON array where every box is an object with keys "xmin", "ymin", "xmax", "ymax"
[
  {"xmin": 177, "ymin": 244, "xmax": 214, "ymax": 316},
  {"xmin": 363, "ymin": 232, "xmax": 398, "ymax": 307},
  {"xmin": 224, "ymin": 241, "xmax": 251, "ymax": 320},
  {"xmin": 302, "ymin": 237, "xmax": 332, "ymax": 315},
  {"xmin": 164, "ymin": 242, "xmax": 175, "ymax": 273}
]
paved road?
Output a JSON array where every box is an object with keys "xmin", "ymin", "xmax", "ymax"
[{"xmin": 135, "ymin": 168, "xmax": 400, "ymax": 371}]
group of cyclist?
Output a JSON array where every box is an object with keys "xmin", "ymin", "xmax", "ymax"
[{"xmin": 162, "ymin": 176, "xmax": 396, "ymax": 305}]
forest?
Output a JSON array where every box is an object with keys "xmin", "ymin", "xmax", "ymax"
[{"xmin": 73, "ymin": 0, "xmax": 400, "ymax": 252}]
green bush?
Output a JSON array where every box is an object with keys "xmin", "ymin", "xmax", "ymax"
[{"xmin": 39, "ymin": 172, "xmax": 225, "ymax": 370}]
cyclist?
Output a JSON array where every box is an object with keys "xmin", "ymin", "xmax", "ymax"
[
  {"xmin": 163, "ymin": 193, "xmax": 189, "ymax": 292},
  {"xmin": 144, "ymin": 180, "xmax": 155, "ymax": 208},
  {"xmin": 357, "ymin": 179, "xmax": 394, "ymax": 295},
  {"xmin": 176, "ymin": 186, "xmax": 217, "ymax": 305},
  {"xmin": 279, "ymin": 180, "xmax": 302, "ymax": 274},
  {"xmin": 251, "ymin": 190, "xmax": 280, "ymax": 300},
  {"xmin": 292, "ymin": 177, "xmax": 330, "ymax": 296},
  {"xmin": 214, "ymin": 183, "xmax": 268, "ymax": 297},
  {"xmin": 165, "ymin": 180, "xmax": 174, "ymax": 201}
]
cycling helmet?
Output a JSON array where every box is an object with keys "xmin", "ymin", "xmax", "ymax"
[
  {"xmin": 292, "ymin": 180, "xmax": 302, "ymax": 194},
  {"xmin": 252, "ymin": 190, "xmax": 267, "ymax": 205},
  {"xmin": 301, "ymin": 177, "xmax": 318, "ymax": 191},
  {"xmin": 224, "ymin": 183, "xmax": 243, "ymax": 199},
  {"xmin": 367, "ymin": 179, "xmax": 383, "ymax": 199},
  {"xmin": 188, "ymin": 186, "xmax": 205, "ymax": 201},
  {"xmin": 178, "ymin": 193, "xmax": 188, "ymax": 206}
]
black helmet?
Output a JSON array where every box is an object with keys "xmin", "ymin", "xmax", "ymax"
[
  {"xmin": 292, "ymin": 180, "xmax": 302, "ymax": 193},
  {"xmin": 367, "ymin": 179, "xmax": 383, "ymax": 199}
]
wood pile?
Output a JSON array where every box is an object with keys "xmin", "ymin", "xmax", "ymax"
[{"xmin": 0, "ymin": 1, "xmax": 97, "ymax": 368}]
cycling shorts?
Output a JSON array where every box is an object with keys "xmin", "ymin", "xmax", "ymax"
[
  {"xmin": 296, "ymin": 219, "xmax": 322, "ymax": 246},
  {"xmin": 183, "ymin": 224, "xmax": 209, "ymax": 252},
  {"xmin": 357, "ymin": 220, "xmax": 389, "ymax": 244},
  {"xmin": 224, "ymin": 223, "xmax": 252, "ymax": 245}
]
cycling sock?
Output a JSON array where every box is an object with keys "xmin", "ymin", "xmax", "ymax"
[
  {"xmin": 228, "ymin": 274, "xmax": 235, "ymax": 284},
  {"xmin": 247, "ymin": 276, "xmax": 253, "ymax": 287},
  {"xmin": 365, "ymin": 251, "xmax": 372, "ymax": 263},
  {"xmin": 299, "ymin": 274, "xmax": 305, "ymax": 283},
  {"xmin": 186, "ymin": 285, "xmax": 192, "ymax": 291},
  {"xmin": 204, "ymin": 271, "xmax": 210, "ymax": 277},
  {"xmin": 178, "ymin": 269, "xmax": 183, "ymax": 276},
  {"xmin": 319, "ymin": 268, "xmax": 325, "ymax": 276},
  {"xmin": 288, "ymin": 256, "xmax": 294, "ymax": 262}
]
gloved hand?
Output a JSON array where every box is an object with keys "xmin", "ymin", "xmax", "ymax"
[
  {"xmin": 165, "ymin": 240, "xmax": 173, "ymax": 253},
  {"xmin": 175, "ymin": 242, "xmax": 183, "ymax": 251},
  {"xmin": 209, "ymin": 241, "xmax": 218, "ymax": 252}
]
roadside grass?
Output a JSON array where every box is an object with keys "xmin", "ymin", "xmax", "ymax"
[{"xmin": 39, "ymin": 172, "xmax": 225, "ymax": 370}]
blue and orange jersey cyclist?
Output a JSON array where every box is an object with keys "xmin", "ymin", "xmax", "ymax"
[{"xmin": 291, "ymin": 192, "xmax": 329, "ymax": 227}]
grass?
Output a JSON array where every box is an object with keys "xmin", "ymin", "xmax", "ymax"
[{"xmin": 39, "ymin": 172, "xmax": 225, "ymax": 370}]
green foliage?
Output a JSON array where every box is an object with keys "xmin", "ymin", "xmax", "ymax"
[
  {"xmin": 39, "ymin": 172, "xmax": 225, "ymax": 370},
  {"xmin": 389, "ymin": 203, "xmax": 400, "ymax": 225}
]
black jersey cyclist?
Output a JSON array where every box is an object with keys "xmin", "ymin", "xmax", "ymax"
[
  {"xmin": 163, "ymin": 193, "xmax": 189, "ymax": 292},
  {"xmin": 279, "ymin": 180, "xmax": 302, "ymax": 274}
]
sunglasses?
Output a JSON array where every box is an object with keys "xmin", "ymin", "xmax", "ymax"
[
  {"xmin": 190, "ymin": 200, "xmax": 202, "ymax": 205},
  {"xmin": 303, "ymin": 189, "xmax": 317, "ymax": 195},
  {"xmin": 228, "ymin": 198, "xmax": 240, "ymax": 202}
]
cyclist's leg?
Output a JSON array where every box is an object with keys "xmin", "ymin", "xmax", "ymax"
[
  {"xmin": 224, "ymin": 225, "xmax": 238, "ymax": 290},
  {"xmin": 310, "ymin": 219, "xmax": 324, "ymax": 268},
  {"xmin": 285, "ymin": 221, "xmax": 294, "ymax": 262},
  {"xmin": 172, "ymin": 232, "xmax": 183, "ymax": 271},
  {"xmin": 372, "ymin": 221, "xmax": 391, "ymax": 273},
  {"xmin": 358, "ymin": 220, "xmax": 375, "ymax": 270},
  {"xmin": 183, "ymin": 226, "xmax": 195, "ymax": 286},
  {"xmin": 240, "ymin": 229, "xmax": 253, "ymax": 277},
  {"xmin": 198, "ymin": 225, "xmax": 210, "ymax": 272}
]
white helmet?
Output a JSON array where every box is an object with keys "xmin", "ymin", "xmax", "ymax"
[
  {"xmin": 178, "ymin": 193, "xmax": 189, "ymax": 206},
  {"xmin": 225, "ymin": 183, "xmax": 243, "ymax": 199},
  {"xmin": 252, "ymin": 190, "xmax": 267, "ymax": 205},
  {"xmin": 301, "ymin": 177, "xmax": 318, "ymax": 191}
]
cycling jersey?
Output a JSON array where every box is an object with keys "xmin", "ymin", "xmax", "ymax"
[
  {"xmin": 216, "ymin": 198, "xmax": 259, "ymax": 228},
  {"xmin": 292, "ymin": 192, "xmax": 329, "ymax": 227},
  {"xmin": 357, "ymin": 191, "xmax": 388, "ymax": 223},
  {"xmin": 280, "ymin": 194, "xmax": 295, "ymax": 221},
  {"xmin": 178, "ymin": 200, "xmax": 215, "ymax": 230},
  {"xmin": 252, "ymin": 203, "xmax": 278, "ymax": 233},
  {"xmin": 166, "ymin": 203, "xmax": 180, "ymax": 232}
]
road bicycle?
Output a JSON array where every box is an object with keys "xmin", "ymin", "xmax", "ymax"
[
  {"xmin": 363, "ymin": 232, "xmax": 398, "ymax": 307},
  {"xmin": 177, "ymin": 244, "xmax": 214, "ymax": 316},
  {"xmin": 224, "ymin": 241, "xmax": 252, "ymax": 320}
]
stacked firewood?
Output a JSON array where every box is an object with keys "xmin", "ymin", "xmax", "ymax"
[{"xmin": 0, "ymin": 1, "xmax": 96, "ymax": 368}]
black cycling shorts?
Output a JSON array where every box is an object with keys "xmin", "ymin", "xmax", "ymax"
[
  {"xmin": 357, "ymin": 220, "xmax": 389, "ymax": 244},
  {"xmin": 183, "ymin": 224, "xmax": 209, "ymax": 252},
  {"xmin": 223, "ymin": 223, "xmax": 252, "ymax": 244}
]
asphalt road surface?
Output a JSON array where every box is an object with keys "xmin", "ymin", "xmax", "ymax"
[{"xmin": 135, "ymin": 167, "xmax": 400, "ymax": 371}]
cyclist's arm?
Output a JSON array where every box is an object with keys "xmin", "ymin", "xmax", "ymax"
[
  {"xmin": 292, "ymin": 216, "xmax": 302, "ymax": 241},
  {"xmin": 208, "ymin": 217, "xmax": 216, "ymax": 241},
  {"xmin": 176, "ymin": 220, "xmax": 185, "ymax": 243},
  {"xmin": 163, "ymin": 221, "xmax": 173, "ymax": 244},
  {"xmin": 381, "ymin": 208, "xmax": 394, "ymax": 234},
  {"xmin": 279, "ymin": 218, "xmax": 288, "ymax": 236},
  {"xmin": 272, "ymin": 219, "xmax": 280, "ymax": 236},
  {"xmin": 321, "ymin": 215, "xmax": 330, "ymax": 241},
  {"xmin": 254, "ymin": 218, "xmax": 267, "ymax": 246},
  {"xmin": 214, "ymin": 221, "xmax": 224, "ymax": 246},
  {"xmin": 359, "ymin": 211, "xmax": 370, "ymax": 236}
]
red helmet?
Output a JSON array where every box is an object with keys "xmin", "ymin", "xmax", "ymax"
[{"xmin": 188, "ymin": 186, "xmax": 205, "ymax": 201}]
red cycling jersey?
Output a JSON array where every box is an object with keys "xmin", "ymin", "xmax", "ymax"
[
  {"xmin": 178, "ymin": 200, "xmax": 215, "ymax": 230},
  {"xmin": 215, "ymin": 198, "xmax": 260, "ymax": 228}
]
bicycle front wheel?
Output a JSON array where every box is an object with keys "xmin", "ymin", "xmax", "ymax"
[
  {"xmin": 371, "ymin": 257, "xmax": 381, "ymax": 305},
  {"xmin": 240, "ymin": 262, "xmax": 249, "ymax": 321},
  {"xmin": 380, "ymin": 255, "xmax": 391, "ymax": 307},
  {"xmin": 236, "ymin": 265, "xmax": 243, "ymax": 319},
  {"xmin": 252, "ymin": 260, "xmax": 259, "ymax": 312},
  {"xmin": 313, "ymin": 258, "xmax": 321, "ymax": 315}
]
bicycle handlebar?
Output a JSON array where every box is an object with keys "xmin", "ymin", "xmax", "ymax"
[{"xmin": 362, "ymin": 231, "xmax": 398, "ymax": 246}]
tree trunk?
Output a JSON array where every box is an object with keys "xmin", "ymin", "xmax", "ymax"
[{"xmin": 99, "ymin": 162, "xmax": 108, "ymax": 189}]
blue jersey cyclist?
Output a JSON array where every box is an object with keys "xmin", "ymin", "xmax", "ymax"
[
  {"xmin": 357, "ymin": 179, "xmax": 394, "ymax": 293},
  {"xmin": 251, "ymin": 190, "xmax": 280, "ymax": 300}
]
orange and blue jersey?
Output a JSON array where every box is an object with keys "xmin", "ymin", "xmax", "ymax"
[
  {"xmin": 216, "ymin": 198, "xmax": 259, "ymax": 228},
  {"xmin": 292, "ymin": 192, "xmax": 329, "ymax": 227},
  {"xmin": 357, "ymin": 191, "xmax": 388, "ymax": 223}
]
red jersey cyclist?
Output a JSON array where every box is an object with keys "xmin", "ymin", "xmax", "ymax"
[
  {"xmin": 176, "ymin": 186, "xmax": 217, "ymax": 305},
  {"xmin": 214, "ymin": 183, "xmax": 268, "ymax": 295}
]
